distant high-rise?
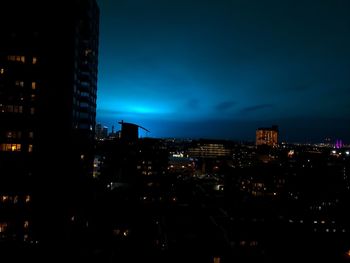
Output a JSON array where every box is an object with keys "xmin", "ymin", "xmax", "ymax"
[
  {"xmin": 256, "ymin": 125, "xmax": 278, "ymax": 147},
  {"xmin": 96, "ymin": 123, "xmax": 103, "ymax": 139},
  {"xmin": 0, "ymin": 0, "xmax": 99, "ymax": 243}
]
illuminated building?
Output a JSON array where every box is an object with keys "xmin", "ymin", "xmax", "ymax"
[
  {"xmin": 187, "ymin": 140, "xmax": 231, "ymax": 158},
  {"xmin": 187, "ymin": 140, "xmax": 232, "ymax": 174},
  {"xmin": 256, "ymin": 125, "xmax": 279, "ymax": 147},
  {"xmin": 0, "ymin": 0, "xmax": 99, "ymax": 243}
]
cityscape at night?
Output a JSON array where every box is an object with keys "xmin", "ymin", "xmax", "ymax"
[{"xmin": 1, "ymin": 0, "xmax": 350, "ymax": 262}]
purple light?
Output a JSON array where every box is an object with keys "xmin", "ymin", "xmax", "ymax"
[{"xmin": 335, "ymin": 139, "xmax": 343, "ymax": 149}]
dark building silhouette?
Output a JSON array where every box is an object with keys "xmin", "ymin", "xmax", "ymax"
[
  {"xmin": 119, "ymin": 120, "xmax": 150, "ymax": 142},
  {"xmin": 120, "ymin": 121, "xmax": 139, "ymax": 142},
  {"xmin": 0, "ymin": 0, "xmax": 99, "ymax": 246}
]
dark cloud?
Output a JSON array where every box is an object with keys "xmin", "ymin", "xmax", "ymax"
[
  {"xmin": 215, "ymin": 101, "xmax": 236, "ymax": 111},
  {"xmin": 240, "ymin": 104, "xmax": 274, "ymax": 113}
]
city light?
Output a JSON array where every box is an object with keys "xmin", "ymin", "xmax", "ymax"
[{"xmin": 1, "ymin": 0, "xmax": 350, "ymax": 261}]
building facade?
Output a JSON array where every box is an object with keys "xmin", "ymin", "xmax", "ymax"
[
  {"xmin": 256, "ymin": 125, "xmax": 279, "ymax": 147},
  {"xmin": 0, "ymin": 0, "xmax": 99, "ymax": 244},
  {"xmin": 187, "ymin": 140, "xmax": 232, "ymax": 159}
]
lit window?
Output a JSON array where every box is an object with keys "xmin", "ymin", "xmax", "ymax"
[
  {"xmin": 123, "ymin": 230, "xmax": 129, "ymax": 237},
  {"xmin": 1, "ymin": 196, "xmax": 9, "ymax": 202},
  {"xmin": 32, "ymin": 57, "xmax": 37, "ymax": 64},
  {"xmin": 28, "ymin": 145, "xmax": 33, "ymax": 152},
  {"xmin": 14, "ymin": 105, "xmax": 23, "ymax": 113},
  {"xmin": 24, "ymin": 221, "xmax": 29, "ymax": 229},
  {"xmin": 29, "ymin": 132, "xmax": 34, "ymax": 139},
  {"xmin": 5, "ymin": 105, "xmax": 14, "ymax": 112},
  {"xmin": 15, "ymin": 80, "xmax": 24, "ymax": 87},
  {"xmin": 6, "ymin": 131, "xmax": 13, "ymax": 138},
  {"xmin": 12, "ymin": 105, "xmax": 22, "ymax": 113},
  {"xmin": 12, "ymin": 144, "xmax": 19, "ymax": 151},
  {"xmin": 0, "ymin": 143, "xmax": 21, "ymax": 152},
  {"xmin": 31, "ymin": 94, "xmax": 35, "ymax": 100},
  {"xmin": 0, "ymin": 68, "xmax": 4, "ymax": 74},
  {"xmin": 25, "ymin": 195, "xmax": 31, "ymax": 203},
  {"xmin": 13, "ymin": 196, "xmax": 19, "ymax": 204},
  {"xmin": 30, "ymin": 107, "xmax": 35, "ymax": 115},
  {"xmin": 0, "ymin": 104, "xmax": 23, "ymax": 113},
  {"xmin": 5, "ymin": 131, "xmax": 21, "ymax": 139},
  {"xmin": 7, "ymin": 55, "xmax": 25, "ymax": 63},
  {"xmin": 0, "ymin": 222, "xmax": 8, "ymax": 233},
  {"xmin": 31, "ymin": 82, "xmax": 36, "ymax": 90}
]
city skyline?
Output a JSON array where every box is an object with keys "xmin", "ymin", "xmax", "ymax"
[
  {"xmin": 96, "ymin": 0, "xmax": 350, "ymax": 142},
  {"xmin": 1, "ymin": 2, "xmax": 350, "ymax": 261}
]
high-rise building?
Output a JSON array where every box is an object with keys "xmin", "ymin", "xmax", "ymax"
[
  {"xmin": 95, "ymin": 123, "xmax": 109, "ymax": 140},
  {"xmin": 256, "ymin": 125, "xmax": 278, "ymax": 147},
  {"xmin": 102, "ymin": 126, "xmax": 109, "ymax": 139},
  {"xmin": 0, "ymin": 0, "xmax": 99, "ymax": 244}
]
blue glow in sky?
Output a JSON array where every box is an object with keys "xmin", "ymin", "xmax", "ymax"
[{"xmin": 96, "ymin": 0, "xmax": 350, "ymax": 142}]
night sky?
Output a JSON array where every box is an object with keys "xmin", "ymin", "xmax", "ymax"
[{"xmin": 96, "ymin": 0, "xmax": 350, "ymax": 143}]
